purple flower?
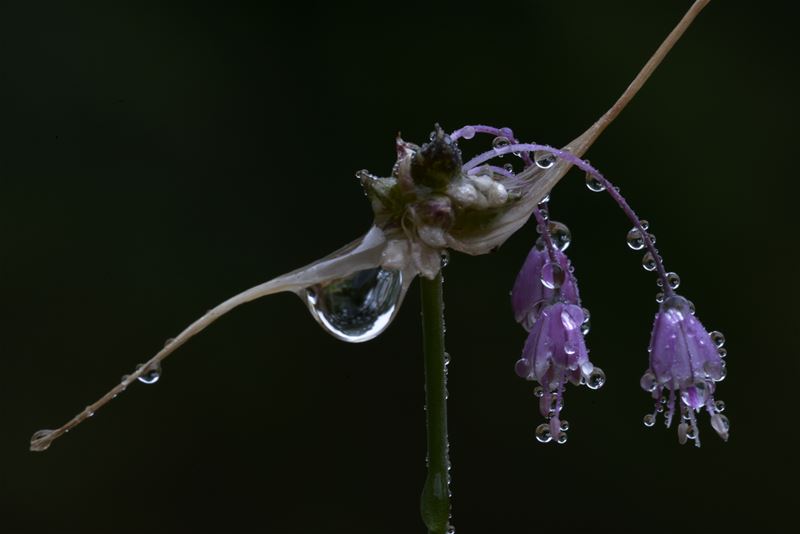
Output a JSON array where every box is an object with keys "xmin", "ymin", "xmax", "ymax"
[
  {"xmin": 511, "ymin": 240, "xmax": 581, "ymax": 331},
  {"xmin": 641, "ymin": 294, "xmax": 729, "ymax": 446},
  {"xmin": 514, "ymin": 302, "xmax": 603, "ymax": 444}
]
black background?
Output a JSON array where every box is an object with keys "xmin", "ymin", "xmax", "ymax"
[{"xmin": 2, "ymin": 1, "xmax": 798, "ymax": 533}]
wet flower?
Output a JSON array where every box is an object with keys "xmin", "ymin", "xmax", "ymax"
[
  {"xmin": 511, "ymin": 238, "xmax": 580, "ymax": 331},
  {"xmin": 640, "ymin": 294, "xmax": 729, "ymax": 446},
  {"xmin": 514, "ymin": 302, "xmax": 603, "ymax": 444}
]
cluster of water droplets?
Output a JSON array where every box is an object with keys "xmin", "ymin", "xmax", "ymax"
[
  {"xmin": 583, "ymin": 171, "xmax": 681, "ymax": 297},
  {"xmin": 533, "ymin": 386, "xmax": 570, "ymax": 444},
  {"xmin": 640, "ymin": 330, "xmax": 729, "ymax": 445}
]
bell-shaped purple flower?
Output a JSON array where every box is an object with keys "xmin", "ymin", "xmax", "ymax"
[
  {"xmin": 511, "ymin": 242, "xmax": 581, "ymax": 331},
  {"xmin": 640, "ymin": 294, "xmax": 729, "ymax": 446},
  {"xmin": 514, "ymin": 302, "xmax": 604, "ymax": 444}
]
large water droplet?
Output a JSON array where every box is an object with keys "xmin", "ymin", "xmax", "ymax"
[
  {"xmin": 534, "ymin": 151, "xmax": 556, "ymax": 169},
  {"xmin": 547, "ymin": 220, "xmax": 571, "ymax": 251},
  {"xmin": 540, "ymin": 262, "xmax": 565, "ymax": 290},
  {"xmin": 640, "ymin": 371, "xmax": 657, "ymax": 392},
  {"xmin": 304, "ymin": 267, "xmax": 404, "ymax": 343},
  {"xmin": 714, "ymin": 400, "xmax": 726, "ymax": 413},
  {"xmin": 710, "ymin": 331, "xmax": 725, "ymax": 348},
  {"xmin": 642, "ymin": 251, "xmax": 657, "ymax": 272},
  {"xmin": 535, "ymin": 423, "xmax": 552, "ymax": 443},
  {"xmin": 585, "ymin": 172, "xmax": 605, "ymax": 192},
  {"xmin": 136, "ymin": 362, "xmax": 161, "ymax": 384},
  {"xmin": 492, "ymin": 136, "xmax": 510, "ymax": 152},
  {"xmin": 556, "ymin": 432, "xmax": 568, "ymax": 444},
  {"xmin": 666, "ymin": 272, "xmax": 680, "ymax": 289},
  {"xmin": 626, "ymin": 228, "xmax": 645, "ymax": 250},
  {"xmin": 586, "ymin": 367, "xmax": 606, "ymax": 390},
  {"xmin": 643, "ymin": 414, "xmax": 656, "ymax": 427}
]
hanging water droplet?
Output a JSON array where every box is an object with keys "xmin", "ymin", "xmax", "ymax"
[
  {"xmin": 136, "ymin": 362, "xmax": 161, "ymax": 384},
  {"xmin": 546, "ymin": 220, "xmax": 571, "ymax": 251},
  {"xmin": 655, "ymin": 292, "xmax": 665, "ymax": 303},
  {"xmin": 686, "ymin": 299, "xmax": 696, "ymax": 315},
  {"xmin": 535, "ymin": 423, "xmax": 552, "ymax": 443},
  {"xmin": 580, "ymin": 320, "xmax": 590, "ymax": 336},
  {"xmin": 626, "ymin": 228, "xmax": 645, "ymax": 250},
  {"xmin": 556, "ymin": 432, "xmax": 568, "ymax": 444},
  {"xmin": 666, "ymin": 272, "xmax": 680, "ymax": 289},
  {"xmin": 642, "ymin": 251, "xmax": 657, "ymax": 272},
  {"xmin": 714, "ymin": 400, "xmax": 726, "ymax": 413},
  {"xmin": 304, "ymin": 267, "xmax": 404, "ymax": 343},
  {"xmin": 717, "ymin": 347, "xmax": 727, "ymax": 358},
  {"xmin": 30, "ymin": 429, "xmax": 55, "ymax": 452},
  {"xmin": 648, "ymin": 233, "xmax": 656, "ymax": 244},
  {"xmin": 560, "ymin": 420, "xmax": 570, "ymax": 431},
  {"xmin": 540, "ymin": 262, "xmax": 565, "ymax": 290},
  {"xmin": 492, "ymin": 136, "xmax": 510, "ymax": 153},
  {"xmin": 533, "ymin": 386, "xmax": 544, "ymax": 398},
  {"xmin": 585, "ymin": 172, "xmax": 605, "ymax": 192},
  {"xmin": 656, "ymin": 273, "xmax": 679, "ymax": 289},
  {"xmin": 586, "ymin": 367, "xmax": 606, "ymax": 390},
  {"xmin": 534, "ymin": 151, "xmax": 556, "ymax": 169},
  {"xmin": 461, "ymin": 126, "xmax": 476, "ymax": 139},
  {"xmin": 503, "ymin": 163, "xmax": 514, "ymax": 173},
  {"xmin": 686, "ymin": 425, "xmax": 697, "ymax": 440},
  {"xmin": 640, "ymin": 371, "xmax": 658, "ymax": 392},
  {"xmin": 643, "ymin": 414, "xmax": 656, "ymax": 427},
  {"xmin": 640, "ymin": 220, "xmax": 650, "ymax": 231},
  {"xmin": 709, "ymin": 331, "xmax": 725, "ymax": 348}
]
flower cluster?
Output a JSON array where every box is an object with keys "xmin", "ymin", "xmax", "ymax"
[
  {"xmin": 510, "ymin": 219, "xmax": 603, "ymax": 444},
  {"xmin": 642, "ymin": 295, "xmax": 729, "ymax": 445},
  {"xmin": 440, "ymin": 123, "xmax": 730, "ymax": 447}
]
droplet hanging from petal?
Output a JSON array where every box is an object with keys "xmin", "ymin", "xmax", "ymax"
[{"xmin": 303, "ymin": 267, "xmax": 405, "ymax": 343}]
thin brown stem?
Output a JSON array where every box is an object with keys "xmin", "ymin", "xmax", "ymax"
[
  {"xmin": 567, "ymin": 0, "xmax": 711, "ymax": 158},
  {"xmin": 30, "ymin": 279, "xmax": 286, "ymax": 451}
]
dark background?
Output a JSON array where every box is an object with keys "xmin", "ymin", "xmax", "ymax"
[{"xmin": 2, "ymin": 1, "xmax": 797, "ymax": 532}]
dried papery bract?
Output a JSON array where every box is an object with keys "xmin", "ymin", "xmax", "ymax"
[{"xmin": 31, "ymin": 0, "xmax": 712, "ymax": 453}]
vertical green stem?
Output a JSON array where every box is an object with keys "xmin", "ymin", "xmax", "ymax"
[{"xmin": 419, "ymin": 272, "xmax": 450, "ymax": 534}]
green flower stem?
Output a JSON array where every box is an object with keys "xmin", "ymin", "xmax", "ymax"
[{"xmin": 419, "ymin": 272, "xmax": 451, "ymax": 534}]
